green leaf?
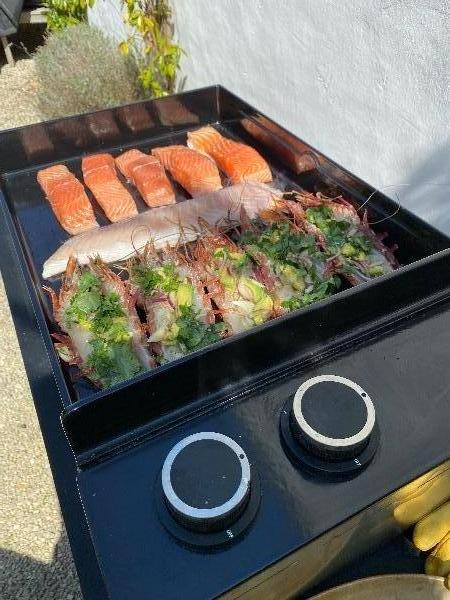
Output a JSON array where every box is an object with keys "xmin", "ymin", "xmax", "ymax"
[{"xmin": 118, "ymin": 41, "xmax": 129, "ymax": 55}]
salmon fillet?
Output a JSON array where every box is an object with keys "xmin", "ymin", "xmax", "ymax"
[
  {"xmin": 82, "ymin": 153, "xmax": 138, "ymax": 222},
  {"xmin": 187, "ymin": 126, "xmax": 272, "ymax": 185},
  {"xmin": 37, "ymin": 165, "xmax": 98, "ymax": 235},
  {"xmin": 115, "ymin": 149, "xmax": 175, "ymax": 207},
  {"xmin": 152, "ymin": 145, "xmax": 222, "ymax": 196}
]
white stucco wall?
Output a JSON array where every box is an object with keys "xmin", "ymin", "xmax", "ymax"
[
  {"xmin": 90, "ymin": 1, "xmax": 450, "ymax": 231},
  {"xmin": 89, "ymin": 0, "xmax": 130, "ymax": 44},
  {"xmin": 173, "ymin": 0, "xmax": 450, "ymax": 231}
]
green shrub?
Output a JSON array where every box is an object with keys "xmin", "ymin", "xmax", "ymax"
[
  {"xmin": 120, "ymin": 0, "xmax": 182, "ymax": 97},
  {"xmin": 34, "ymin": 24, "xmax": 145, "ymax": 119},
  {"xmin": 44, "ymin": 0, "xmax": 92, "ymax": 31}
]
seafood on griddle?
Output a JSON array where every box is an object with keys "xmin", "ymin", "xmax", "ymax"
[
  {"xmin": 152, "ymin": 145, "xmax": 222, "ymax": 196},
  {"xmin": 42, "ymin": 183, "xmax": 279, "ymax": 279},
  {"xmin": 235, "ymin": 206, "xmax": 340, "ymax": 313},
  {"xmin": 37, "ymin": 164, "xmax": 98, "ymax": 235},
  {"xmin": 128, "ymin": 244, "xmax": 225, "ymax": 363},
  {"xmin": 44, "ymin": 256, "xmax": 153, "ymax": 389},
  {"xmin": 281, "ymin": 191, "xmax": 398, "ymax": 285},
  {"xmin": 115, "ymin": 149, "xmax": 175, "ymax": 208},
  {"xmin": 194, "ymin": 225, "xmax": 275, "ymax": 335},
  {"xmin": 82, "ymin": 153, "xmax": 138, "ymax": 222},
  {"xmin": 187, "ymin": 126, "xmax": 272, "ymax": 185}
]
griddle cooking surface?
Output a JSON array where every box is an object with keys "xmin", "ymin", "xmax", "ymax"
[{"xmin": 0, "ymin": 88, "xmax": 448, "ymax": 405}]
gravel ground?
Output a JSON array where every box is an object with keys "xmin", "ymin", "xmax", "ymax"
[
  {"xmin": 0, "ymin": 34, "xmax": 82, "ymax": 599},
  {"xmin": 0, "ymin": 278, "xmax": 82, "ymax": 599},
  {"xmin": 0, "ymin": 59, "xmax": 42, "ymax": 129}
]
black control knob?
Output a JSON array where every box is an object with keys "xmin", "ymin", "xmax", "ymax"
[
  {"xmin": 290, "ymin": 375, "xmax": 376, "ymax": 461},
  {"xmin": 161, "ymin": 432, "xmax": 251, "ymax": 533}
]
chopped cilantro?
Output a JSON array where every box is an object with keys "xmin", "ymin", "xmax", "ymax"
[
  {"xmin": 281, "ymin": 297, "xmax": 302, "ymax": 311},
  {"xmin": 132, "ymin": 261, "xmax": 225, "ymax": 355},
  {"xmin": 64, "ymin": 272, "xmax": 102, "ymax": 325},
  {"xmin": 63, "ymin": 270, "xmax": 145, "ymax": 388},
  {"xmin": 213, "ymin": 246, "xmax": 250, "ymax": 272},
  {"xmin": 349, "ymin": 234, "xmax": 373, "ymax": 254},
  {"xmin": 281, "ymin": 277, "xmax": 340, "ymax": 312},
  {"xmin": 131, "ymin": 263, "xmax": 180, "ymax": 295},
  {"xmin": 238, "ymin": 220, "xmax": 340, "ymax": 313},
  {"xmin": 86, "ymin": 339, "xmax": 142, "ymax": 388},
  {"xmin": 77, "ymin": 271, "xmax": 101, "ymax": 293},
  {"xmin": 240, "ymin": 222, "xmax": 316, "ymax": 265},
  {"xmin": 305, "ymin": 206, "xmax": 374, "ymax": 257},
  {"xmin": 175, "ymin": 305, "xmax": 224, "ymax": 352},
  {"xmin": 65, "ymin": 272, "xmax": 126, "ymax": 337}
]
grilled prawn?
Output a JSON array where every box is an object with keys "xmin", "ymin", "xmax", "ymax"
[
  {"xmin": 194, "ymin": 226, "xmax": 275, "ymax": 334},
  {"xmin": 128, "ymin": 244, "xmax": 224, "ymax": 363},
  {"xmin": 236, "ymin": 206, "xmax": 339, "ymax": 313},
  {"xmin": 44, "ymin": 256, "xmax": 153, "ymax": 388},
  {"xmin": 281, "ymin": 191, "xmax": 398, "ymax": 285}
]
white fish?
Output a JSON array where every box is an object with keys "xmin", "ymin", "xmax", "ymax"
[{"xmin": 43, "ymin": 182, "xmax": 280, "ymax": 279}]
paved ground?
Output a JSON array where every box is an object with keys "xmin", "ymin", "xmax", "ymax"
[{"xmin": 0, "ymin": 32, "xmax": 82, "ymax": 600}]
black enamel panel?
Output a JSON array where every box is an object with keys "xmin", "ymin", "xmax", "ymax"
[{"xmin": 78, "ymin": 301, "xmax": 450, "ymax": 599}]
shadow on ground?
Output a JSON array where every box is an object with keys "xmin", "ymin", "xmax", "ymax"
[
  {"xmin": 0, "ymin": 23, "xmax": 45, "ymax": 67},
  {"xmin": 0, "ymin": 529, "xmax": 82, "ymax": 599}
]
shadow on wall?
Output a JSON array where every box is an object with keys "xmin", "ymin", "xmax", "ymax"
[
  {"xmin": 0, "ymin": 530, "xmax": 82, "ymax": 600},
  {"xmin": 391, "ymin": 142, "xmax": 450, "ymax": 236}
]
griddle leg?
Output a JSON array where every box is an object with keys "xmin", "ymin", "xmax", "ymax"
[{"xmin": 1, "ymin": 36, "xmax": 15, "ymax": 67}]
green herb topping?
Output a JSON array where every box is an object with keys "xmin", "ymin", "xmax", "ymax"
[
  {"xmin": 212, "ymin": 246, "xmax": 250, "ymax": 271},
  {"xmin": 131, "ymin": 263, "xmax": 180, "ymax": 295},
  {"xmin": 305, "ymin": 206, "xmax": 374, "ymax": 258},
  {"xmin": 174, "ymin": 305, "xmax": 225, "ymax": 352},
  {"xmin": 64, "ymin": 271, "xmax": 144, "ymax": 387},
  {"xmin": 240, "ymin": 221, "xmax": 316, "ymax": 265},
  {"xmin": 132, "ymin": 262, "xmax": 224, "ymax": 355},
  {"xmin": 86, "ymin": 339, "xmax": 143, "ymax": 388},
  {"xmin": 238, "ymin": 221, "xmax": 339, "ymax": 312}
]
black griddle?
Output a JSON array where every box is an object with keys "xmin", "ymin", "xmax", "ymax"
[{"xmin": 1, "ymin": 86, "xmax": 449, "ymax": 599}]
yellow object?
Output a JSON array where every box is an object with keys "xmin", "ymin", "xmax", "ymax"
[
  {"xmin": 425, "ymin": 555, "xmax": 440, "ymax": 576},
  {"xmin": 425, "ymin": 532, "xmax": 450, "ymax": 577},
  {"xmin": 413, "ymin": 501, "xmax": 450, "ymax": 551},
  {"xmin": 393, "ymin": 468, "xmax": 450, "ymax": 527},
  {"xmin": 434, "ymin": 532, "xmax": 450, "ymax": 561},
  {"xmin": 176, "ymin": 283, "xmax": 193, "ymax": 307}
]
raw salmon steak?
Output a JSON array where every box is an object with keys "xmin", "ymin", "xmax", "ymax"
[
  {"xmin": 82, "ymin": 153, "xmax": 137, "ymax": 222},
  {"xmin": 152, "ymin": 145, "xmax": 222, "ymax": 196},
  {"xmin": 187, "ymin": 126, "xmax": 272, "ymax": 184},
  {"xmin": 37, "ymin": 164, "xmax": 98, "ymax": 235},
  {"xmin": 115, "ymin": 149, "xmax": 175, "ymax": 207}
]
